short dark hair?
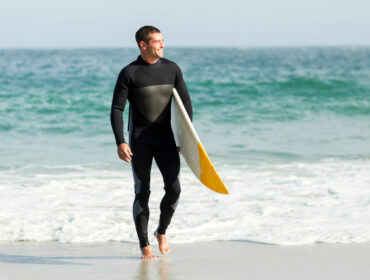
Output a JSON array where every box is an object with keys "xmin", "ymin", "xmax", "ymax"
[{"xmin": 135, "ymin": 26, "xmax": 161, "ymax": 47}]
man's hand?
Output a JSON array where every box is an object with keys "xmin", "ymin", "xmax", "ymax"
[{"xmin": 117, "ymin": 143, "xmax": 133, "ymax": 163}]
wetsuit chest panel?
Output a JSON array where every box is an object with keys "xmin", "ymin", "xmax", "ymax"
[{"xmin": 132, "ymin": 84, "xmax": 173, "ymax": 123}]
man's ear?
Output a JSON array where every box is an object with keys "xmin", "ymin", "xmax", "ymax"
[{"xmin": 139, "ymin": 41, "xmax": 146, "ymax": 51}]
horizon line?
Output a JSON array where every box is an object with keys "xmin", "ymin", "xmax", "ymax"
[{"xmin": 1, "ymin": 44, "xmax": 370, "ymax": 51}]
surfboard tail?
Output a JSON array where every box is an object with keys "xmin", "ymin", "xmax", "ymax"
[{"xmin": 198, "ymin": 142, "xmax": 229, "ymax": 195}]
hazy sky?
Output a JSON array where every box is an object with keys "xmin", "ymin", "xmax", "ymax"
[{"xmin": 1, "ymin": 0, "xmax": 369, "ymax": 48}]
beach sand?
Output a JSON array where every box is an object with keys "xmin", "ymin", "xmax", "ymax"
[{"xmin": 0, "ymin": 241, "xmax": 369, "ymax": 280}]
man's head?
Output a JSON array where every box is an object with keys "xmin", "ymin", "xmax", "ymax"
[{"xmin": 135, "ymin": 26, "xmax": 164, "ymax": 62}]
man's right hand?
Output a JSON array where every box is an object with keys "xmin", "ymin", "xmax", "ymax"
[{"xmin": 117, "ymin": 143, "xmax": 133, "ymax": 163}]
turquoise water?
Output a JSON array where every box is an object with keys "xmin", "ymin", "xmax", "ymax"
[
  {"xmin": 1, "ymin": 47, "xmax": 370, "ymax": 244},
  {"xmin": 1, "ymin": 47, "xmax": 369, "ymax": 166}
]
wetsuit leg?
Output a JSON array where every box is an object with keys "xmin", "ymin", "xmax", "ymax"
[
  {"xmin": 130, "ymin": 141, "xmax": 153, "ymax": 248},
  {"xmin": 154, "ymin": 138, "xmax": 181, "ymax": 234}
]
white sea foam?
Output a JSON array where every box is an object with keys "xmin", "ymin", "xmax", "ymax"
[{"xmin": 0, "ymin": 159, "xmax": 370, "ymax": 245}]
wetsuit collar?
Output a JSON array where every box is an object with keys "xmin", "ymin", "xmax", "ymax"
[{"xmin": 137, "ymin": 55, "xmax": 161, "ymax": 67}]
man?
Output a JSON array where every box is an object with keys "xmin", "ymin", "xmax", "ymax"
[{"xmin": 110, "ymin": 26, "xmax": 193, "ymax": 259}]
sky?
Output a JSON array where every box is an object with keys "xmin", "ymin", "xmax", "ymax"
[{"xmin": 1, "ymin": 0, "xmax": 370, "ymax": 48}]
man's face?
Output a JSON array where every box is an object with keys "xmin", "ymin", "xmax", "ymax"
[{"xmin": 141, "ymin": 32, "xmax": 164, "ymax": 59}]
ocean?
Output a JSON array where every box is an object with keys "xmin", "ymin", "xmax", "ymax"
[{"xmin": 1, "ymin": 47, "xmax": 369, "ymax": 245}]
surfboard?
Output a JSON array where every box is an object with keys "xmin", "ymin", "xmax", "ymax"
[{"xmin": 171, "ymin": 88, "xmax": 229, "ymax": 195}]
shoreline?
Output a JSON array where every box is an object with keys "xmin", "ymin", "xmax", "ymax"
[{"xmin": 0, "ymin": 241, "xmax": 369, "ymax": 280}]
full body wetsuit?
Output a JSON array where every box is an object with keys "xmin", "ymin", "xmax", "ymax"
[{"xmin": 110, "ymin": 56, "xmax": 193, "ymax": 248}]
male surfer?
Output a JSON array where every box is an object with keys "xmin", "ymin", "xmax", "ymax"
[{"xmin": 110, "ymin": 26, "xmax": 193, "ymax": 259}]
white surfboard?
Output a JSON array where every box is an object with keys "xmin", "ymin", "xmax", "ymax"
[{"xmin": 171, "ymin": 88, "xmax": 229, "ymax": 195}]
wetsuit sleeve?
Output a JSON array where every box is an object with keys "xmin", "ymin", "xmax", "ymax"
[
  {"xmin": 110, "ymin": 69, "xmax": 130, "ymax": 146},
  {"xmin": 174, "ymin": 65, "xmax": 193, "ymax": 121}
]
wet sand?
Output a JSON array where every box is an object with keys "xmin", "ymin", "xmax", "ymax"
[{"xmin": 0, "ymin": 241, "xmax": 369, "ymax": 280}]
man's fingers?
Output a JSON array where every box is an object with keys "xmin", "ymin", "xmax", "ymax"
[
  {"xmin": 124, "ymin": 152, "xmax": 132, "ymax": 161},
  {"xmin": 122, "ymin": 149, "xmax": 133, "ymax": 163},
  {"xmin": 120, "ymin": 154, "xmax": 131, "ymax": 163},
  {"xmin": 126, "ymin": 147, "xmax": 133, "ymax": 156},
  {"xmin": 117, "ymin": 144, "xmax": 133, "ymax": 163},
  {"xmin": 118, "ymin": 152, "xmax": 126, "ymax": 161}
]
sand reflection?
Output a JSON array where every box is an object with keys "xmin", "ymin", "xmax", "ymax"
[{"xmin": 136, "ymin": 258, "xmax": 172, "ymax": 280}]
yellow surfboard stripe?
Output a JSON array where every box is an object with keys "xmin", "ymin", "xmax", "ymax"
[{"xmin": 198, "ymin": 142, "xmax": 229, "ymax": 194}]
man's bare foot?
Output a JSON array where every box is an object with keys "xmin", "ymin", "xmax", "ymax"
[
  {"xmin": 141, "ymin": 245, "xmax": 156, "ymax": 259},
  {"xmin": 154, "ymin": 231, "xmax": 171, "ymax": 255}
]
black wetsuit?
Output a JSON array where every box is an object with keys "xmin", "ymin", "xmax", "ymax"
[{"xmin": 110, "ymin": 56, "xmax": 192, "ymax": 247}]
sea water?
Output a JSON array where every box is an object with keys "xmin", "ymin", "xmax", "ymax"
[{"xmin": 1, "ymin": 47, "xmax": 370, "ymax": 245}]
